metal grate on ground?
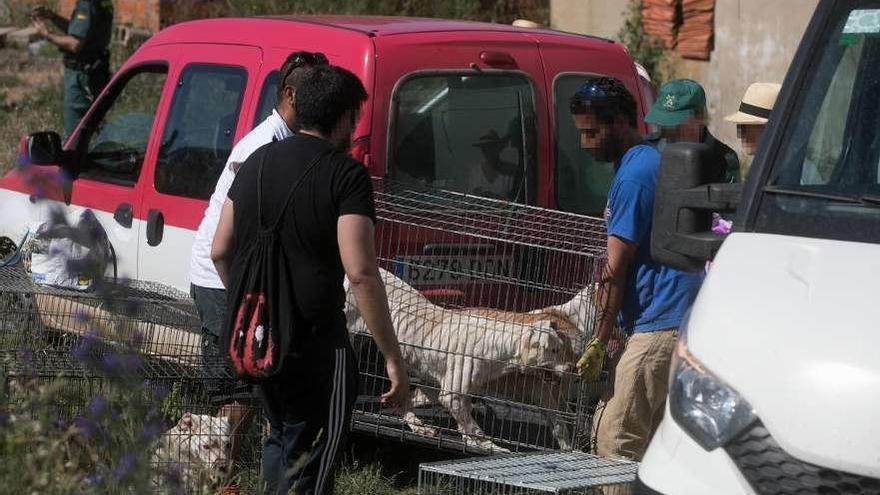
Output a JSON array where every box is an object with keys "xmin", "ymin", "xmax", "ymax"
[
  {"xmin": 350, "ymin": 178, "xmax": 610, "ymax": 454},
  {"xmin": 418, "ymin": 451, "xmax": 638, "ymax": 494}
]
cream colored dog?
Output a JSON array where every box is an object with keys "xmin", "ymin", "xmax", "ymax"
[
  {"xmin": 345, "ymin": 268, "xmax": 582, "ymax": 451},
  {"xmin": 153, "ymin": 413, "xmax": 231, "ymax": 491}
]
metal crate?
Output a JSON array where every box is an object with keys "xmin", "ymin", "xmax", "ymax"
[
  {"xmin": 0, "ymin": 264, "xmax": 212, "ymax": 379},
  {"xmin": 0, "ymin": 264, "xmax": 262, "ymax": 494},
  {"xmin": 349, "ymin": 179, "xmax": 610, "ymax": 454},
  {"xmin": 418, "ymin": 451, "xmax": 638, "ymax": 494}
]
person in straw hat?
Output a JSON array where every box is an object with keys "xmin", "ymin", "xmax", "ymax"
[{"xmin": 725, "ymin": 82, "xmax": 782, "ymax": 157}]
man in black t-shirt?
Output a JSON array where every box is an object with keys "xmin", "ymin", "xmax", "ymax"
[{"xmin": 211, "ymin": 66, "xmax": 410, "ymax": 495}]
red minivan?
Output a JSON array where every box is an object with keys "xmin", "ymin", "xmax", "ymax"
[{"xmin": 0, "ymin": 16, "xmax": 650, "ymax": 293}]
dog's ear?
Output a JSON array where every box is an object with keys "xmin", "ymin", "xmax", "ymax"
[{"xmin": 178, "ymin": 413, "xmax": 194, "ymax": 431}]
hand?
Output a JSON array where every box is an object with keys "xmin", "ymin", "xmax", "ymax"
[
  {"xmin": 33, "ymin": 19, "xmax": 49, "ymax": 38},
  {"xmin": 381, "ymin": 357, "xmax": 411, "ymax": 413},
  {"xmin": 576, "ymin": 337, "xmax": 606, "ymax": 382}
]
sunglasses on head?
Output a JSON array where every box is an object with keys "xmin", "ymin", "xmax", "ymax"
[
  {"xmin": 281, "ymin": 52, "xmax": 328, "ymax": 84},
  {"xmin": 576, "ymin": 81, "xmax": 614, "ymax": 100}
]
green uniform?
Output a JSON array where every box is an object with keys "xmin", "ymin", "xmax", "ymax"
[
  {"xmin": 62, "ymin": 0, "xmax": 113, "ymax": 137},
  {"xmin": 703, "ymin": 128, "xmax": 741, "ymax": 183}
]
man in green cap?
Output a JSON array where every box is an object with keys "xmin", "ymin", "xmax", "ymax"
[
  {"xmin": 32, "ymin": 1, "xmax": 114, "ymax": 138},
  {"xmin": 645, "ymin": 79, "xmax": 740, "ymax": 183}
]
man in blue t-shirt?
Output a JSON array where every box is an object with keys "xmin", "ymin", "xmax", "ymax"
[{"xmin": 570, "ymin": 78, "xmax": 703, "ymax": 461}]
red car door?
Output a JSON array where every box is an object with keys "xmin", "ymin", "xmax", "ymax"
[{"xmin": 136, "ymin": 44, "xmax": 263, "ymax": 291}]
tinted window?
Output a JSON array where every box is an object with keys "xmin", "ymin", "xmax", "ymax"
[
  {"xmin": 155, "ymin": 65, "xmax": 246, "ymax": 199},
  {"xmin": 81, "ymin": 67, "xmax": 167, "ymax": 185},
  {"xmin": 253, "ymin": 71, "xmax": 280, "ymax": 129},
  {"xmin": 756, "ymin": 5, "xmax": 880, "ymax": 244},
  {"xmin": 554, "ymin": 74, "xmax": 616, "ymax": 217},
  {"xmin": 391, "ymin": 73, "xmax": 535, "ymax": 203}
]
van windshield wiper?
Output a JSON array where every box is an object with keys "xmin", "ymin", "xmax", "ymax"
[{"xmin": 764, "ymin": 186, "xmax": 880, "ymax": 207}]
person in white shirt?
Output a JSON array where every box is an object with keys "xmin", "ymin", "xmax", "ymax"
[{"xmin": 187, "ymin": 51, "xmax": 328, "ymax": 483}]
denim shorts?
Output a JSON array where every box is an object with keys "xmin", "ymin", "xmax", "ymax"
[{"xmin": 190, "ymin": 284, "xmax": 252, "ymax": 405}]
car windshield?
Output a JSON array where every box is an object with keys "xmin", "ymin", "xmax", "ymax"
[{"xmin": 755, "ymin": 3, "xmax": 880, "ymax": 244}]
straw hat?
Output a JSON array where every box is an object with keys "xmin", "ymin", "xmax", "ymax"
[
  {"xmin": 725, "ymin": 83, "xmax": 782, "ymax": 124},
  {"xmin": 512, "ymin": 19, "xmax": 541, "ymax": 28}
]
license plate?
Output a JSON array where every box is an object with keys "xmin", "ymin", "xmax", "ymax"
[{"xmin": 394, "ymin": 255, "xmax": 513, "ymax": 286}]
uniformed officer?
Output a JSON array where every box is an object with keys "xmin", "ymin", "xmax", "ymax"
[{"xmin": 32, "ymin": 1, "xmax": 113, "ymax": 137}]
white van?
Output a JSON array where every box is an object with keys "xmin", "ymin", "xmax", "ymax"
[{"xmin": 637, "ymin": 1, "xmax": 880, "ymax": 493}]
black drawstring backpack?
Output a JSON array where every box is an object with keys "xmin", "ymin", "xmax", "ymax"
[{"xmin": 223, "ymin": 144, "xmax": 328, "ymax": 381}]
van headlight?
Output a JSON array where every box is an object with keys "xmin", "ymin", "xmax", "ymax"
[{"xmin": 669, "ymin": 333, "xmax": 756, "ymax": 451}]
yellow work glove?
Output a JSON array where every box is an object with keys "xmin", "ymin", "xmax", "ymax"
[{"xmin": 576, "ymin": 338, "xmax": 606, "ymax": 381}]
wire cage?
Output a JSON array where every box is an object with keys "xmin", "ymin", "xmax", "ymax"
[
  {"xmin": 0, "ymin": 264, "xmax": 208, "ymax": 378},
  {"xmin": 0, "ymin": 264, "xmax": 263, "ymax": 494},
  {"xmin": 417, "ymin": 451, "xmax": 638, "ymax": 494},
  {"xmin": 348, "ymin": 178, "xmax": 609, "ymax": 454}
]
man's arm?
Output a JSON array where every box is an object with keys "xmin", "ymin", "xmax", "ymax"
[
  {"xmin": 33, "ymin": 6, "xmax": 69, "ymax": 32},
  {"xmin": 593, "ymin": 235, "xmax": 639, "ymax": 344},
  {"xmin": 338, "ymin": 214, "xmax": 410, "ymax": 409},
  {"xmin": 211, "ymin": 198, "xmax": 235, "ymax": 288},
  {"xmin": 33, "ymin": 18, "xmax": 83, "ymax": 53}
]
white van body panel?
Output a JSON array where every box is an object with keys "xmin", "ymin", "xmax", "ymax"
[
  {"xmin": 688, "ymin": 232, "xmax": 880, "ymax": 477},
  {"xmin": 639, "ymin": 404, "xmax": 754, "ymax": 495},
  {"xmin": 0, "ymin": 189, "xmax": 42, "ymax": 245},
  {"xmin": 642, "ymin": 231, "xmax": 880, "ymax": 493}
]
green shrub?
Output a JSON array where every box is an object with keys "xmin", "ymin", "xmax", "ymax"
[{"xmin": 616, "ymin": 0, "xmax": 669, "ymax": 83}]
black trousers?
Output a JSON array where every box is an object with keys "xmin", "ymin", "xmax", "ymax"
[{"xmin": 257, "ymin": 340, "xmax": 358, "ymax": 495}]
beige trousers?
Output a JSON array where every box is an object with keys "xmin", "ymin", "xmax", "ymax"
[{"xmin": 592, "ymin": 329, "xmax": 678, "ymax": 462}]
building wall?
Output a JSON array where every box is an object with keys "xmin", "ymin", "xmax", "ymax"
[
  {"xmin": 58, "ymin": 0, "xmax": 224, "ymax": 33},
  {"xmin": 550, "ymin": 0, "xmax": 627, "ymax": 40},
  {"xmin": 551, "ymin": 0, "xmax": 819, "ymax": 169}
]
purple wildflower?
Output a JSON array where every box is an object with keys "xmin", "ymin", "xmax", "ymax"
[
  {"xmin": 141, "ymin": 416, "xmax": 164, "ymax": 441},
  {"xmin": 83, "ymin": 472, "xmax": 101, "ymax": 486},
  {"xmin": 711, "ymin": 213, "xmax": 733, "ymax": 235},
  {"xmin": 112, "ymin": 453, "xmax": 137, "ymax": 480},
  {"xmin": 73, "ymin": 415, "xmax": 97, "ymax": 439},
  {"xmin": 86, "ymin": 396, "xmax": 108, "ymax": 419}
]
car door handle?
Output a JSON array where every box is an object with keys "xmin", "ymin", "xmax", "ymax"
[
  {"xmin": 114, "ymin": 203, "xmax": 133, "ymax": 228},
  {"xmin": 146, "ymin": 209, "xmax": 164, "ymax": 247}
]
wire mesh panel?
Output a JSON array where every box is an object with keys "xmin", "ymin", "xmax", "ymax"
[
  {"xmin": 349, "ymin": 178, "xmax": 609, "ymax": 454},
  {"xmin": 418, "ymin": 451, "xmax": 638, "ymax": 494},
  {"xmin": 0, "ymin": 264, "xmax": 212, "ymax": 379},
  {"xmin": 0, "ymin": 264, "xmax": 263, "ymax": 494}
]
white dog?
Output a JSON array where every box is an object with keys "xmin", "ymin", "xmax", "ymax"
[
  {"xmin": 153, "ymin": 413, "xmax": 231, "ymax": 491},
  {"xmin": 345, "ymin": 268, "xmax": 579, "ymax": 451}
]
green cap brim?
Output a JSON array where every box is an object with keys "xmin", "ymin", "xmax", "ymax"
[{"xmin": 644, "ymin": 107, "xmax": 695, "ymax": 127}]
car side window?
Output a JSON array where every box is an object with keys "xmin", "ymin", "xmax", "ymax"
[
  {"xmin": 554, "ymin": 74, "xmax": 616, "ymax": 217},
  {"xmin": 80, "ymin": 66, "xmax": 167, "ymax": 186},
  {"xmin": 155, "ymin": 64, "xmax": 247, "ymax": 200},
  {"xmin": 253, "ymin": 71, "xmax": 280, "ymax": 129}
]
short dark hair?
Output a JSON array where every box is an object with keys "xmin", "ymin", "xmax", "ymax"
[
  {"xmin": 276, "ymin": 51, "xmax": 329, "ymax": 100},
  {"xmin": 295, "ymin": 66, "xmax": 368, "ymax": 136},
  {"xmin": 569, "ymin": 77, "xmax": 637, "ymax": 127}
]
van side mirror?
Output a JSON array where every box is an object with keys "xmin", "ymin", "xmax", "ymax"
[
  {"xmin": 651, "ymin": 143, "xmax": 741, "ymax": 272},
  {"xmin": 25, "ymin": 131, "xmax": 63, "ymax": 165}
]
